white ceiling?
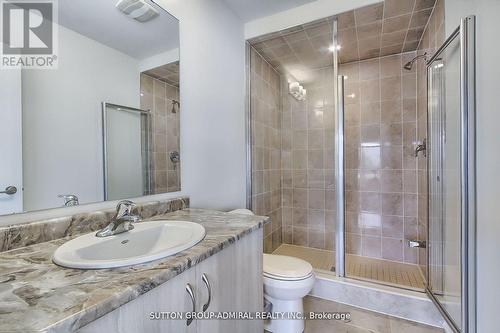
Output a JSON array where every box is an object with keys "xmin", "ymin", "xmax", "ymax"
[
  {"xmin": 58, "ymin": 0, "xmax": 179, "ymax": 60},
  {"xmin": 222, "ymin": 0, "xmax": 317, "ymax": 22}
]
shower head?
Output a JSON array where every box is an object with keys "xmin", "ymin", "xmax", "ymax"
[{"xmin": 403, "ymin": 53, "xmax": 427, "ymax": 71}]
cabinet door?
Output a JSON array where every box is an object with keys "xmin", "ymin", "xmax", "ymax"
[
  {"xmin": 78, "ymin": 268, "xmax": 197, "ymax": 333},
  {"xmin": 195, "ymin": 242, "xmax": 236, "ymax": 333},
  {"xmin": 195, "ymin": 229, "xmax": 263, "ymax": 333}
]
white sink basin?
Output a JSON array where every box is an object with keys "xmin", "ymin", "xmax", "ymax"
[{"xmin": 53, "ymin": 220, "xmax": 205, "ymax": 269}]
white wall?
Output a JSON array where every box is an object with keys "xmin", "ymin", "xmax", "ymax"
[
  {"xmin": 244, "ymin": 0, "xmax": 381, "ymax": 39},
  {"xmin": 138, "ymin": 48, "xmax": 180, "ymax": 72},
  {"xmin": 443, "ymin": 1, "xmax": 500, "ymax": 331},
  {"xmin": 154, "ymin": 0, "xmax": 247, "ymax": 210},
  {"xmin": 474, "ymin": 5, "xmax": 500, "ymax": 331},
  {"xmin": 22, "ymin": 25, "xmax": 140, "ymax": 211}
]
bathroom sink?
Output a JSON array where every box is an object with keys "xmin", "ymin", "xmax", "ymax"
[{"xmin": 53, "ymin": 220, "xmax": 206, "ymax": 269}]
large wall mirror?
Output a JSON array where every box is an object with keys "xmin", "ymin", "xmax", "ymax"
[{"xmin": 0, "ymin": 0, "xmax": 180, "ymax": 216}]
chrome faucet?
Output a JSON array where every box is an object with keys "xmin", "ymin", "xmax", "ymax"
[
  {"xmin": 58, "ymin": 194, "xmax": 79, "ymax": 207},
  {"xmin": 96, "ymin": 200, "xmax": 139, "ymax": 237}
]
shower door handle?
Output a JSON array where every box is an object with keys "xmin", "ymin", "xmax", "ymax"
[{"xmin": 408, "ymin": 240, "xmax": 426, "ymax": 248}]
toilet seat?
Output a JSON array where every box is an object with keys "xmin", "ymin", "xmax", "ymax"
[
  {"xmin": 263, "ymin": 254, "xmax": 313, "ymax": 281},
  {"xmin": 263, "ymin": 271, "xmax": 313, "ymax": 281}
]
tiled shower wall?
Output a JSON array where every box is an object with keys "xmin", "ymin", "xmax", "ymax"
[
  {"xmin": 250, "ymin": 48, "xmax": 282, "ymax": 253},
  {"xmin": 416, "ymin": 0, "xmax": 445, "ymax": 275},
  {"xmin": 140, "ymin": 74, "xmax": 181, "ymax": 193},
  {"xmin": 281, "ymin": 68, "xmax": 336, "ymax": 251},
  {"xmin": 340, "ymin": 53, "xmax": 420, "ymax": 264}
]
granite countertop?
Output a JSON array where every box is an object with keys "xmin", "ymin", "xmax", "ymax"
[{"xmin": 0, "ymin": 209, "xmax": 268, "ymax": 333}]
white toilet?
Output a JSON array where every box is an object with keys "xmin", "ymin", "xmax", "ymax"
[
  {"xmin": 263, "ymin": 254, "xmax": 315, "ymax": 333},
  {"xmin": 227, "ymin": 209, "xmax": 315, "ymax": 332}
]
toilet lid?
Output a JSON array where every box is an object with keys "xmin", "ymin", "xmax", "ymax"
[{"xmin": 263, "ymin": 254, "xmax": 313, "ymax": 279}]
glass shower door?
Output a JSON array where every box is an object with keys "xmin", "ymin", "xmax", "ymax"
[
  {"xmin": 427, "ymin": 31, "xmax": 462, "ymax": 328},
  {"xmin": 427, "ymin": 16, "xmax": 476, "ymax": 333}
]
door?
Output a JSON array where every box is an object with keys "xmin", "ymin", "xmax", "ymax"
[
  {"xmin": 0, "ymin": 69, "xmax": 23, "ymax": 214},
  {"xmin": 427, "ymin": 28, "xmax": 462, "ymax": 328},
  {"xmin": 195, "ymin": 247, "xmax": 236, "ymax": 333},
  {"xmin": 427, "ymin": 16, "xmax": 476, "ymax": 333}
]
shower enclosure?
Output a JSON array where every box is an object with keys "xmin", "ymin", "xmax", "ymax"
[
  {"xmin": 247, "ymin": 2, "xmax": 475, "ymax": 331},
  {"xmin": 249, "ymin": 4, "xmax": 433, "ymax": 290}
]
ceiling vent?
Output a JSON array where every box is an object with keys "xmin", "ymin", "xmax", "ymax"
[{"xmin": 115, "ymin": 0, "xmax": 159, "ymax": 23}]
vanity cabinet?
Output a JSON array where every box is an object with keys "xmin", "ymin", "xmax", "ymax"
[
  {"xmin": 194, "ymin": 229, "xmax": 263, "ymax": 333},
  {"xmin": 77, "ymin": 229, "xmax": 263, "ymax": 333}
]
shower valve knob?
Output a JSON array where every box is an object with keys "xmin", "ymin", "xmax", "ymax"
[
  {"xmin": 415, "ymin": 139, "xmax": 427, "ymax": 158},
  {"xmin": 169, "ymin": 151, "xmax": 180, "ymax": 163}
]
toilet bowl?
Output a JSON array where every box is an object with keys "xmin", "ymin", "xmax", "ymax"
[
  {"xmin": 226, "ymin": 209, "xmax": 315, "ymax": 332},
  {"xmin": 263, "ymin": 254, "xmax": 315, "ymax": 333}
]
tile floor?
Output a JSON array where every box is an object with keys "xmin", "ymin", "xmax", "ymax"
[
  {"xmin": 273, "ymin": 244, "xmax": 426, "ymax": 290},
  {"xmin": 302, "ymin": 296, "xmax": 443, "ymax": 333}
]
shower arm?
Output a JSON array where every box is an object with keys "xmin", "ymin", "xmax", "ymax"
[{"xmin": 404, "ymin": 53, "xmax": 428, "ymax": 70}]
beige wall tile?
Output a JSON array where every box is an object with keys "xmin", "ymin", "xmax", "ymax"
[
  {"xmin": 380, "ymin": 54, "xmax": 402, "ymax": 78},
  {"xmin": 384, "ymin": 0, "xmax": 415, "ymax": 18},
  {"xmin": 293, "ymin": 227, "xmax": 308, "ymax": 246},
  {"xmin": 382, "ymin": 238, "xmax": 404, "ymax": 261},
  {"xmin": 362, "ymin": 236, "xmax": 382, "ymax": 258},
  {"xmin": 354, "ymin": 3, "xmax": 384, "ymax": 24}
]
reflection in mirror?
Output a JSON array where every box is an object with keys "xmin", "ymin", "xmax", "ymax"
[
  {"xmin": 140, "ymin": 61, "xmax": 181, "ymax": 194},
  {"xmin": 0, "ymin": 0, "xmax": 180, "ymax": 216},
  {"xmin": 103, "ymin": 103, "xmax": 152, "ymax": 201}
]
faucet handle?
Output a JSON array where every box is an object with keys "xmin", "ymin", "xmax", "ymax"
[
  {"xmin": 115, "ymin": 200, "xmax": 136, "ymax": 217},
  {"xmin": 58, "ymin": 194, "xmax": 79, "ymax": 206}
]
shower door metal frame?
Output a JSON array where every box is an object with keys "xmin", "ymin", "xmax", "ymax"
[
  {"xmin": 335, "ymin": 74, "xmax": 345, "ymax": 277},
  {"xmin": 332, "ymin": 18, "xmax": 346, "ymax": 278},
  {"xmin": 245, "ymin": 42, "xmax": 252, "ymax": 210},
  {"xmin": 425, "ymin": 15, "xmax": 476, "ymax": 333}
]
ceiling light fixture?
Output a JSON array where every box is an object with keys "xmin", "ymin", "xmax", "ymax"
[{"xmin": 116, "ymin": 0, "xmax": 159, "ymax": 23}]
